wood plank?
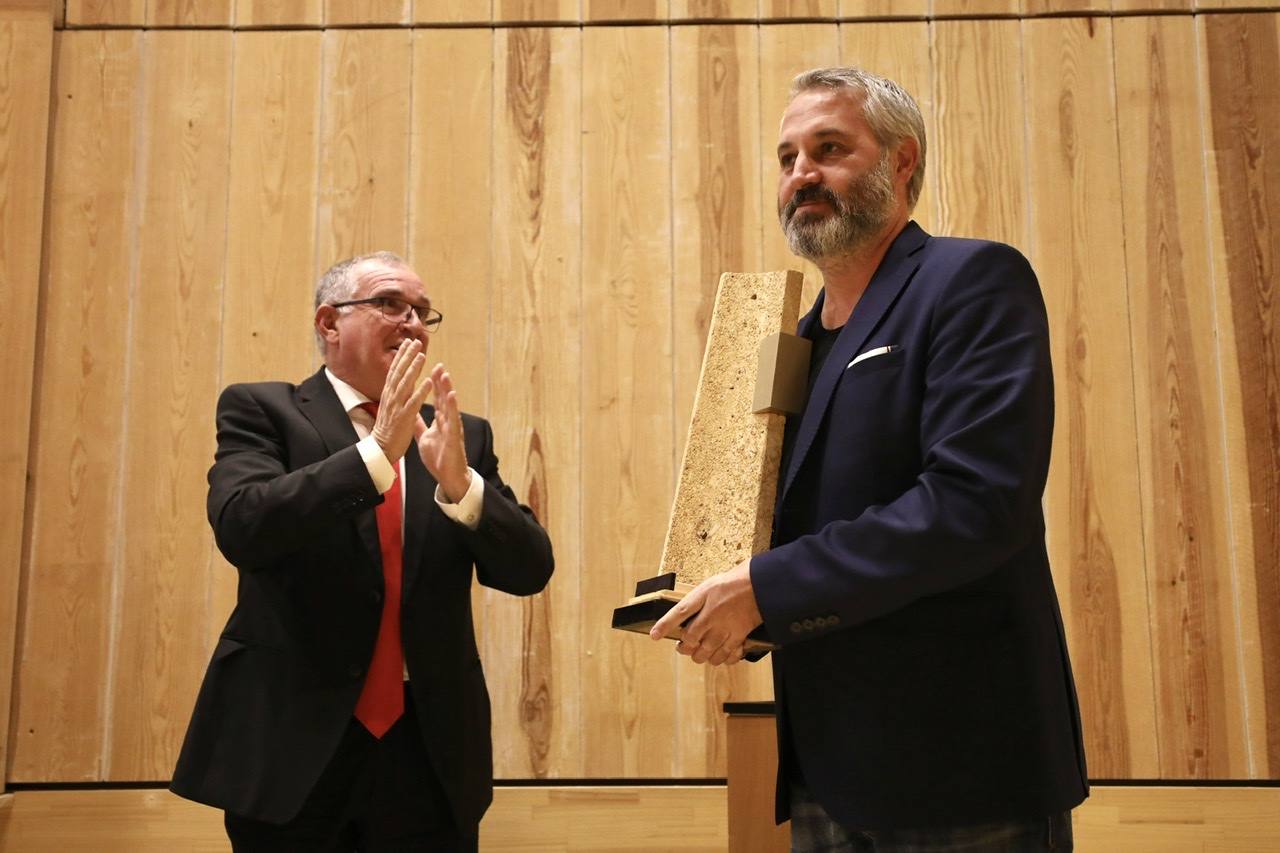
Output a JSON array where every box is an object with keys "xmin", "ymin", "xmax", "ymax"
[
  {"xmin": 727, "ymin": 714, "xmax": 789, "ymax": 853},
  {"xmin": 1024, "ymin": 15, "xmax": 1159, "ymax": 779},
  {"xmin": 1113, "ymin": 0, "xmax": 1191, "ymax": 11},
  {"xmin": 109, "ymin": 29, "xmax": 232, "ymax": 781},
  {"xmin": 7, "ymin": 785, "xmax": 1280, "ymax": 851},
  {"xmin": 758, "ymin": 24, "xmax": 838, "ymax": 315},
  {"xmin": 761, "ymin": 0, "xmax": 837, "ymax": 17},
  {"xmin": 223, "ymin": 31, "xmax": 321, "ymax": 388},
  {"xmin": 316, "ymin": 28, "xmax": 412, "ymax": 265},
  {"xmin": 580, "ymin": 24, "xmax": 676, "ymax": 777},
  {"xmin": 64, "ymin": 0, "xmax": 143, "ymax": 25},
  {"xmin": 1114, "ymin": 13, "xmax": 1248, "ymax": 780},
  {"xmin": 1024, "ymin": 0, "xmax": 1111, "ymax": 12},
  {"xmin": 0, "ymin": 0, "xmax": 53, "ymax": 794},
  {"xmin": 931, "ymin": 18, "xmax": 1027, "ymax": 245},
  {"xmin": 490, "ymin": 26, "xmax": 584, "ymax": 778},
  {"xmin": 324, "ymin": 0, "xmax": 408, "ymax": 24},
  {"xmin": 669, "ymin": 0, "xmax": 756, "ymax": 18},
  {"xmin": 583, "ymin": 0, "xmax": 667, "ymax": 20},
  {"xmin": 838, "ymin": 21, "xmax": 936, "ymax": 236},
  {"xmin": 493, "ymin": 0, "xmax": 580, "ymax": 21},
  {"xmin": 412, "ymin": 0, "xmax": 491, "ymax": 22},
  {"xmin": 147, "ymin": 0, "xmax": 232, "ymax": 25},
  {"xmin": 7, "ymin": 29, "xmax": 141, "ymax": 784},
  {"xmin": 1200, "ymin": 11, "xmax": 1280, "ymax": 778},
  {"xmin": 931, "ymin": 0, "xmax": 1020, "ymax": 16},
  {"xmin": 670, "ymin": 22, "xmax": 773, "ymax": 780},
  {"xmin": 838, "ymin": 0, "xmax": 927, "ymax": 18},
  {"xmin": 233, "ymin": 0, "xmax": 323, "ymax": 26}
]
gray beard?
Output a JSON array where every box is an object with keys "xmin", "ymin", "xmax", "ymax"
[{"xmin": 779, "ymin": 156, "xmax": 896, "ymax": 261}]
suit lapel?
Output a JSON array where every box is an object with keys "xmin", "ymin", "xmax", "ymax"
[
  {"xmin": 401, "ymin": 404, "xmax": 437, "ymax": 598},
  {"xmin": 780, "ymin": 222, "xmax": 929, "ymax": 503},
  {"xmin": 295, "ymin": 368, "xmax": 383, "ymax": 573}
]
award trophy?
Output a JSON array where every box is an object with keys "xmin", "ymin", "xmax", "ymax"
[{"xmin": 611, "ymin": 270, "xmax": 809, "ymax": 653}]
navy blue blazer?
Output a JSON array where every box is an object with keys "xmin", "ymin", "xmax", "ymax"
[
  {"xmin": 171, "ymin": 368, "xmax": 553, "ymax": 827},
  {"xmin": 752, "ymin": 222, "xmax": 1088, "ymax": 829}
]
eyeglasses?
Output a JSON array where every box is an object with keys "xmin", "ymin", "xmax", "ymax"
[{"xmin": 330, "ymin": 297, "xmax": 443, "ymax": 331}]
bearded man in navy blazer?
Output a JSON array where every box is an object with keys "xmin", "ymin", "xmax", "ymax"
[
  {"xmin": 171, "ymin": 251, "xmax": 553, "ymax": 851},
  {"xmin": 653, "ymin": 67, "xmax": 1088, "ymax": 851}
]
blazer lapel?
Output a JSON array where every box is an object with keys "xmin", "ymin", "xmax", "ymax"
[
  {"xmin": 295, "ymin": 368, "xmax": 383, "ymax": 573},
  {"xmin": 401, "ymin": 404, "xmax": 438, "ymax": 598},
  {"xmin": 780, "ymin": 222, "xmax": 929, "ymax": 504}
]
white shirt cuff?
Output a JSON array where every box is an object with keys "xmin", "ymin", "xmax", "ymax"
[
  {"xmin": 356, "ymin": 435, "xmax": 396, "ymax": 494},
  {"xmin": 435, "ymin": 467, "xmax": 484, "ymax": 530}
]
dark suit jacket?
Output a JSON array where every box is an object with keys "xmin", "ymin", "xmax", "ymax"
[
  {"xmin": 752, "ymin": 222, "xmax": 1088, "ymax": 829},
  {"xmin": 170, "ymin": 368, "xmax": 553, "ymax": 828}
]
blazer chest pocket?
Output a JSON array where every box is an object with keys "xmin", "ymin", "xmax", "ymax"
[{"xmin": 844, "ymin": 345, "xmax": 905, "ymax": 377}]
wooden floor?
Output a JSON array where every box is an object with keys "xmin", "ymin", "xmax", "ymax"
[{"xmin": 2, "ymin": 785, "xmax": 1279, "ymax": 851}]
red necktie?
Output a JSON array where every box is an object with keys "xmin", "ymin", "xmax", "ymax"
[{"xmin": 354, "ymin": 402, "xmax": 404, "ymax": 738}]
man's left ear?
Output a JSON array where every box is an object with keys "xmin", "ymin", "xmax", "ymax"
[{"xmin": 894, "ymin": 137, "xmax": 920, "ymax": 184}]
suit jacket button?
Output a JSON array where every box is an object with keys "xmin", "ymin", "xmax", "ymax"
[
  {"xmin": 802, "ymin": 618, "xmax": 815, "ymax": 631},
  {"xmin": 790, "ymin": 621, "xmax": 802, "ymax": 634},
  {"xmin": 829, "ymin": 615, "xmax": 841, "ymax": 626}
]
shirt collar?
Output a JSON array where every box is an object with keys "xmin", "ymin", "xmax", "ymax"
[{"xmin": 323, "ymin": 367, "xmax": 373, "ymax": 416}]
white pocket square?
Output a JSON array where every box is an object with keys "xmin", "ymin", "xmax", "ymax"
[{"xmin": 847, "ymin": 345, "xmax": 900, "ymax": 369}]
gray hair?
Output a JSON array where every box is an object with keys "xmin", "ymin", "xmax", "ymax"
[
  {"xmin": 789, "ymin": 66, "xmax": 927, "ymax": 211},
  {"xmin": 314, "ymin": 250, "xmax": 409, "ymax": 352}
]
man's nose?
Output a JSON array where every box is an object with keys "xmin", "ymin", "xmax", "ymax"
[{"xmin": 781, "ymin": 155, "xmax": 821, "ymax": 201}]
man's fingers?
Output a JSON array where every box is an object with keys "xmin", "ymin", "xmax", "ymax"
[{"xmin": 650, "ymin": 589, "xmax": 704, "ymax": 640}]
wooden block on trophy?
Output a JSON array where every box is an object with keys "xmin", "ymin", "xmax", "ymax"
[{"xmin": 612, "ymin": 270, "xmax": 807, "ymax": 652}]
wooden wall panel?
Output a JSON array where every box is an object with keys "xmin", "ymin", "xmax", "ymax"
[
  {"xmin": 233, "ymin": 0, "xmax": 323, "ymax": 26},
  {"xmin": 839, "ymin": 0, "xmax": 927, "ymax": 17},
  {"xmin": 147, "ymin": 0, "xmax": 232, "ymax": 25},
  {"xmin": 580, "ymin": 24, "xmax": 676, "ymax": 777},
  {"xmin": 490, "ymin": 27, "xmax": 584, "ymax": 778},
  {"xmin": 1025, "ymin": 16, "xmax": 1159, "ymax": 779},
  {"xmin": 223, "ymin": 31, "xmax": 322, "ymax": 389},
  {"xmin": 493, "ymin": 0, "xmax": 580, "ymax": 21},
  {"xmin": 931, "ymin": 18, "xmax": 1026, "ymax": 246},
  {"xmin": 316, "ymin": 29, "xmax": 412, "ymax": 264},
  {"xmin": 932, "ymin": 0, "xmax": 1021, "ymax": 13},
  {"xmin": 838, "ymin": 21, "xmax": 936, "ymax": 233},
  {"xmin": 109, "ymin": 30, "xmax": 232, "ymax": 780},
  {"xmin": 671, "ymin": 24, "xmax": 772, "ymax": 778},
  {"xmin": 670, "ymin": 0, "xmax": 757, "ymax": 18},
  {"xmin": 584, "ymin": 0, "xmax": 668, "ymax": 19},
  {"xmin": 65, "ymin": 0, "xmax": 143, "ymax": 25},
  {"xmin": 324, "ymin": 0, "xmax": 408, "ymax": 25},
  {"xmin": 9, "ymin": 30, "xmax": 140, "ymax": 783},
  {"xmin": 0, "ymin": 0, "xmax": 52, "ymax": 792},
  {"xmin": 1201, "ymin": 11, "xmax": 1280, "ymax": 777},
  {"xmin": 1114, "ymin": 14, "xmax": 1248, "ymax": 779},
  {"xmin": 762, "ymin": 0, "xmax": 837, "ymax": 16},
  {"xmin": 758, "ymin": 24, "xmax": 838, "ymax": 314},
  {"xmin": 412, "ymin": 0, "xmax": 491, "ymax": 22}
]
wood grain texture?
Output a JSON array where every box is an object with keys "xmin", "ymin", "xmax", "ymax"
[
  {"xmin": 1114, "ymin": 14, "xmax": 1247, "ymax": 779},
  {"xmin": 838, "ymin": 21, "xmax": 936, "ymax": 234},
  {"xmin": 670, "ymin": 23, "xmax": 773, "ymax": 779},
  {"xmin": 412, "ymin": 0, "xmax": 491, "ymax": 22},
  {"xmin": 316, "ymin": 29, "xmax": 412, "ymax": 265},
  {"xmin": 8, "ymin": 30, "xmax": 140, "ymax": 783},
  {"xmin": 109, "ymin": 29, "xmax": 231, "ymax": 781},
  {"xmin": 0, "ymin": 1, "xmax": 52, "ymax": 793},
  {"xmin": 1113, "ymin": 0, "xmax": 1191, "ymax": 11},
  {"xmin": 64, "ymin": 0, "xmax": 143, "ymax": 25},
  {"xmin": 931, "ymin": 0, "xmax": 1020, "ymax": 14},
  {"xmin": 1202, "ymin": 11, "xmax": 1280, "ymax": 777},
  {"xmin": 1024, "ymin": 15, "xmax": 1159, "ymax": 779},
  {"xmin": 762, "ymin": 0, "xmax": 837, "ymax": 16},
  {"xmin": 726, "ymin": 715, "xmax": 790, "ymax": 853},
  {"xmin": 147, "ymin": 0, "xmax": 231, "ymax": 25},
  {"xmin": 233, "ymin": 0, "xmax": 323, "ymax": 26},
  {"xmin": 838, "ymin": 0, "xmax": 927, "ymax": 17},
  {"xmin": 758, "ymin": 23, "xmax": 838, "ymax": 315},
  {"xmin": 670, "ymin": 0, "xmax": 756, "ymax": 18},
  {"xmin": 1024, "ymin": 0, "xmax": 1110, "ymax": 12},
  {"xmin": 580, "ymin": 24, "xmax": 676, "ymax": 777},
  {"xmin": 223, "ymin": 31, "xmax": 321, "ymax": 388},
  {"xmin": 494, "ymin": 0, "xmax": 580, "ymax": 21},
  {"xmin": 324, "ymin": 0, "xmax": 408, "ymax": 24},
  {"xmin": 584, "ymin": 0, "xmax": 666, "ymax": 20},
  {"xmin": 931, "ymin": 18, "xmax": 1026, "ymax": 245},
  {"xmin": 490, "ymin": 27, "xmax": 584, "ymax": 778}
]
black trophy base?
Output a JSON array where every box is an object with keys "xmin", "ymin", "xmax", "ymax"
[{"xmin": 611, "ymin": 573, "xmax": 776, "ymax": 653}]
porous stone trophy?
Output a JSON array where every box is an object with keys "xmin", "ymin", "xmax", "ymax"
[{"xmin": 611, "ymin": 270, "xmax": 809, "ymax": 652}]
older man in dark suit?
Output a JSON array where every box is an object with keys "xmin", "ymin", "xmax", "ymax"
[
  {"xmin": 172, "ymin": 251, "xmax": 553, "ymax": 852},
  {"xmin": 653, "ymin": 68, "xmax": 1087, "ymax": 852}
]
